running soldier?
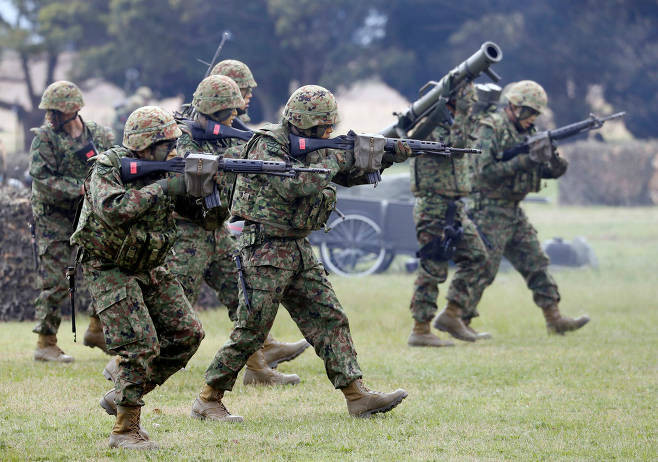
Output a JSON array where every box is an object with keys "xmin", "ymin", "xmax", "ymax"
[
  {"xmin": 190, "ymin": 85, "xmax": 409, "ymax": 421},
  {"xmin": 465, "ymin": 80, "xmax": 590, "ymax": 334},
  {"xmin": 29, "ymin": 81, "xmax": 114, "ymax": 362},
  {"xmin": 71, "ymin": 106, "xmax": 204, "ymax": 449}
]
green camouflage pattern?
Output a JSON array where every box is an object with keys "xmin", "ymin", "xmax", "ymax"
[
  {"xmin": 464, "ymin": 107, "xmax": 568, "ymax": 319},
  {"xmin": 211, "ymin": 59, "xmax": 257, "ymax": 88},
  {"xmin": 72, "ymin": 145, "xmax": 203, "ymax": 407},
  {"xmin": 38, "ymin": 81, "xmax": 84, "ymax": 113},
  {"xmin": 282, "ymin": 85, "xmax": 338, "ymax": 129},
  {"xmin": 122, "ymin": 106, "xmax": 181, "ymax": 151},
  {"xmin": 205, "ymin": 122, "xmax": 365, "ymax": 391},
  {"xmin": 29, "ymin": 121, "xmax": 113, "ymax": 335},
  {"xmin": 504, "ymin": 80, "xmax": 547, "ymax": 113},
  {"xmin": 230, "ymin": 122, "xmax": 349, "ymax": 237},
  {"xmin": 192, "ymin": 75, "xmax": 244, "ymax": 115},
  {"xmin": 113, "ymin": 93, "xmax": 150, "ymax": 143},
  {"xmin": 83, "ymin": 261, "xmax": 204, "ymax": 407}
]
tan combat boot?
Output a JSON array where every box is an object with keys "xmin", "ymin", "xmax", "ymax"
[
  {"xmin": 108, "ymin": 406, "xmax": 158, "ymax": 450},
  {"xmin": 190, "ymin": 384, "xmax": 244, "ymax": 422},
  {"xmin": 243, "ymin": 349, "xmax": 301, "ymax": 386},
  {"xmin": 341, "ymin": 379, "xmax": 408, "ymax": 418},
  {"xmin": 464, "ymin": 318, "xmax": 492, "ymax": 340},
  {"xmin": 262, "ymin": 333, "xmax": 311, "ymax": 368},
  {"xmin": 83, "ymin": 315, "xmax": 108, "ymax": 353},
  {"xmin": 542, "ymin": 304, "xmax": 590, "ymax": 334},
  {"xmin": 100, "ymin": 385, "xmax": 154, "ymax": 438},
  {"xmin": 433, "ymin": 301, "xmax": 477, "ymax": 342},
  {"xmin": 103, "ymin": 356, "xmax": 121, "ymax": 383},
  {"xmin": 407, "ymin": 321, "xmax": 455, "ymax": 347},
  {"xmin": 34, "ymin": 334, "xmax": 74, "ymax": 362}
]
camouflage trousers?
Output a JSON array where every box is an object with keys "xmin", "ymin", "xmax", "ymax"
[
  {"xmin": 466, "ymin": 202, "xmax": 560, "ymax": 317},
  {"xmin": 32, "ymin": 208, "xmax": 75, "ymax": 335},
  {"xmin": 166, "ymin": 221, "xmax": 238, "ymax": 319},
  {"xmin": 83, "ymin": 260, "xmax": 204, "ymax": 407},
  {"xmin": 205, "ymin": 228, "xmax": 362, "ymax": 391},
  {"xmin": 409, "ymin": 196, "xmax": 488, "ymax": 323}
]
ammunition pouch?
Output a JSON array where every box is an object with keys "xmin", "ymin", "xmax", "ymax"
[
  {"xmin": 113, "ymin": 226, "xmax": 175, "ymax": 273},
  {"xmin": 290, "ymin": 185, "xmax": 337, "ymax": 231},
  {"xmin": 353, "ymin": 133, "xmax": 386, "ymax": 174},
  {"xmin": 185, "ymin": 153, "xmax": 219, "ymax": 197}
]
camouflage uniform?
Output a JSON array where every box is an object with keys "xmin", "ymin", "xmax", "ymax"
[
  {"xmin": 211, "ymin": 59, "xmax": 257, "ymax": 125},
  {"xmin": 408, "ymin": 85, "xmax": 487, "ymax": 325},
  {"xmin": 71, "ymin": 107, "xmax": 204, "ymax": 409},
  {"xmin": 30, "ymin": 82, "xmax": 113, "ymax": 337},
  {"xmin": 112, "ymin": 87, "xmax": 153, "ymax": 142},
  {"xmin": 466, "ymin": 92, "xmax": 566, "ymax": 317}
]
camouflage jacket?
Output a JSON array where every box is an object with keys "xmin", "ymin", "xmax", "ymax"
[
  {"xmin": 29, "ymin": 120, "xmax": 113, "ymax": 213},
  {"xmin": 410, "ymin": 110, "xmax": 476, "ymax": 198},
  {"xmin": 70, "ymin": 146, "xmax": 176, "ymax": 271},
  {"xmin": 231, "ymin": 122, "xmax": 353, "ymax": 238},
  {"xmin": 476, "ymin": 109, "xmax": 568, "ymax": 201}
]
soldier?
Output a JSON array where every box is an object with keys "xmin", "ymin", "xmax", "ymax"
[
  {"xmin": 29, "ymin": 81, "xmax": 114, "ymax": 362},
  {"xmin": 211, "ymin": 59, "xmax": 257, "ymax": 128},
  {"xmin": 464, "ymin": 80, "xmax": 590, "ymax": 334},
  {"xmin": 70, "ymin": 106, "xmax": 204, "ymax": 449},
  {"xmin": 166, "ymin": 74, "xmax": 309, "ymax": 386},
  {"xmin": 407, "ymin": 83, "xmax": 490, "ymax": 346},
  {"xmin": 190, "ymin": 85, "xmax": 408, "ymax": 421},
  {"xmin": 112, "ymin": 86, "xmax": 153, "ymax": 142}
]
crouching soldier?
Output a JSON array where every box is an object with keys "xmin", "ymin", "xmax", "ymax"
[{"xmin": 71, "ymin": 106, "xmax": 204, "ymax": 449}]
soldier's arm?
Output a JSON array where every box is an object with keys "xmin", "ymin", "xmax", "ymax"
[
  {"xmin": 89, "ymin": 163, "xmax": 166, "ymax": 224},
  {"xmin": 89, "ymin": 122, "xmax": 115, "ymax": 151},
  {"xmin": 29, "ymin": 131, "xmax": 83, "ymax": 204},
  {"xmin": 175, "ymin": 132, "xmax": 201, "ymax": 157},
  {"xmin": 478, "ymin": 124, "xmax": 536, "ymax": 184},
  {"xmin": 541, "ymin": 148, "xmax": 568, "ymax": 179}
]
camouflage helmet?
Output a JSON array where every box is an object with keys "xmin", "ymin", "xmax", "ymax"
[
  {"xmin": 505, "ymin": 80, "xmax": 548, "ymax": 114},
  {"xmin": 39, "ymin": 81, "xmax": 84, "ymax": 113},
  {"xmin": 192, "ymin": 75, "xmax": 245, "ymax": 115},
  {"xmin": 211, "ymin": 59, "xmax": 257, "ymax": 89},
  {"xmin": 283, "ymin": 85, "xmax": 338, "ymax": 130},
  {"xmin": 122, "ymin": 106, "xmax": 181, "ymax": 151},
  {"xmin": 135, "ymin": 86, "xmax": 153, "ymax": 100}
]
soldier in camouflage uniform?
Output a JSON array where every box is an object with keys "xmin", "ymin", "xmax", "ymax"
[
  {"xmin": 211, "ymin": 59, "xmax": 257, "ymax": 128},
  {"xmin": 466, "ymin": 80, "xmax": 590, "ymax": 334},
  {"xmin": 71, "ymin": 106, "xmax": 204, "ymax": 449},
  {"xmin": 406, "ymin": 83, "xmax": 490, "ymax": 346},
  {"xmin": 166, "ymin": 75, "xmax": 309, "ymax": 387},
  {"xmin": 112, "ymin": 86, "xmax": 153, "ymax": 142},
  {"xmin": 190, "ymin": 85, "xmax": 408, "ymax": 421},
  {"xmin": 29, "ymin": 81, "xmax": 114, "ymax": 362}
]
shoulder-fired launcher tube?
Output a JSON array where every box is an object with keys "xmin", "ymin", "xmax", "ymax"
[{"xmin": 380, "ymin": 41, "xmax": 503, "ymax": 138}]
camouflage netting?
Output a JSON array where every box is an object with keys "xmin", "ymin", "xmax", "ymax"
[
  {"xmin": 0, "ymin": 185, "xmax": 92, "ymax": 322},
  {"xmin": 558, "ymin": 139, "xmax": 658, "ymax": 206}
]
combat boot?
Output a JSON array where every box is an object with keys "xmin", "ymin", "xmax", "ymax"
[
  {"xmin": 341, "ymin": 379, "xmax": 408, "ymax": 418},
  {"xmin": 262, "ymin": 333, "xmax": 311, "ymax": 368},
  {"xmin": 83, "ymin": 316, "xmax": 108, "ymax": 353},
  {"xmin": 243, "ymin": 349, "xmax": 301, "ymax": 386},
  {"xmin": 100, "ymin": 385, "xmax": 153, "ymax": 438},
  {"xmin": 108, "ymin": 406, "xmax": 158, "ymax": 450},
  {"xmin": 542, "ymin": 304, "xmax": 590, "ymax": 334},
  {"xmin": 464, "ymin": 318, "xmax": 492, "ymax": 340},
  {"xmin": 407, "ymin": 321, "xmax": 454, "ymax": 347},
  {"xmin": 103, "ymin": 356, "xmax": 121, "ymax": 383},
  {"xmin": 34, "ymin": 334, "xmax": 74, "ymax": 362},
  {"xmin": 433, "ymin": 301, "xmax": 477, "ymax": 342},
  {"xmin": 190, "ymin": 384, "xmax": 243, "ymax": 422}
]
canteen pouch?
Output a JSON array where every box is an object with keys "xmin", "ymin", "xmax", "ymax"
[
  {"xmin": 114, "ymin": 226, "xmax": 175, "ymax": 272},
  {"xmin": 290, "ymin": 185, "xmax": 337, "ymax": 231},
  {"xmin": 352, "ymin": 133, "xmax": 386, "ymax": 173},
  {"xmin": 185, "ymin": 153, "xmax": 219, "ymax": 197}
]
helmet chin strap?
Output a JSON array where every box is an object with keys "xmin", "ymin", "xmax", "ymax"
[{"xmin": 56, "ymin": 112, "xmax": 79, "ymax": 131}]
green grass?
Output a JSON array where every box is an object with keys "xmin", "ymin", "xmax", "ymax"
[{"xmin": 1, "ymin": 204, "xmax": 657, "ymax": 460}]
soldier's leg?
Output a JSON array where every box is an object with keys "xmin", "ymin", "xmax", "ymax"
[
  {"xmin": 166, "ymin": 220, "xmax": 214, "ymax": 305},
  {"xmin": 142, "ymin": 267, "xmax": 205, "ymax": 386},
  {"xmin": 204, "ymin": 226, "xmax": 239, "ymax": 320},
  {"xmin": 32, "ymin": 238, "xmax": 70, "ymax": 336}
]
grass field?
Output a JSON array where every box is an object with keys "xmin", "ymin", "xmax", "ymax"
[{"xmin": 1, "ymin": 203, "xmax": 657, "ymax": 461}]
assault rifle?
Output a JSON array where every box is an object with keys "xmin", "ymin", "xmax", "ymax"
[
  {"xmin": 179, "ymin": 119, "xmax": 253, "ymax": 142},
  {"xmin": 289, "ymin": 130, "xmax": 480, "ymax": 160},
  {"xmin": 381, "ymin": 41, "xmax": 503, "ymax": 138},
  {"xmin": 500, "ymin": 112, "xmax": 626, "ymax": 161}
]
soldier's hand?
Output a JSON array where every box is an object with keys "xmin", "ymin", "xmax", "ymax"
[
  {"xmin": 393, "ymin": 140, "xmax": 412, "ymax": 162},
  {"xmin": 156, "ymin": 174, "xmax": 187, "ymax": 196}
]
